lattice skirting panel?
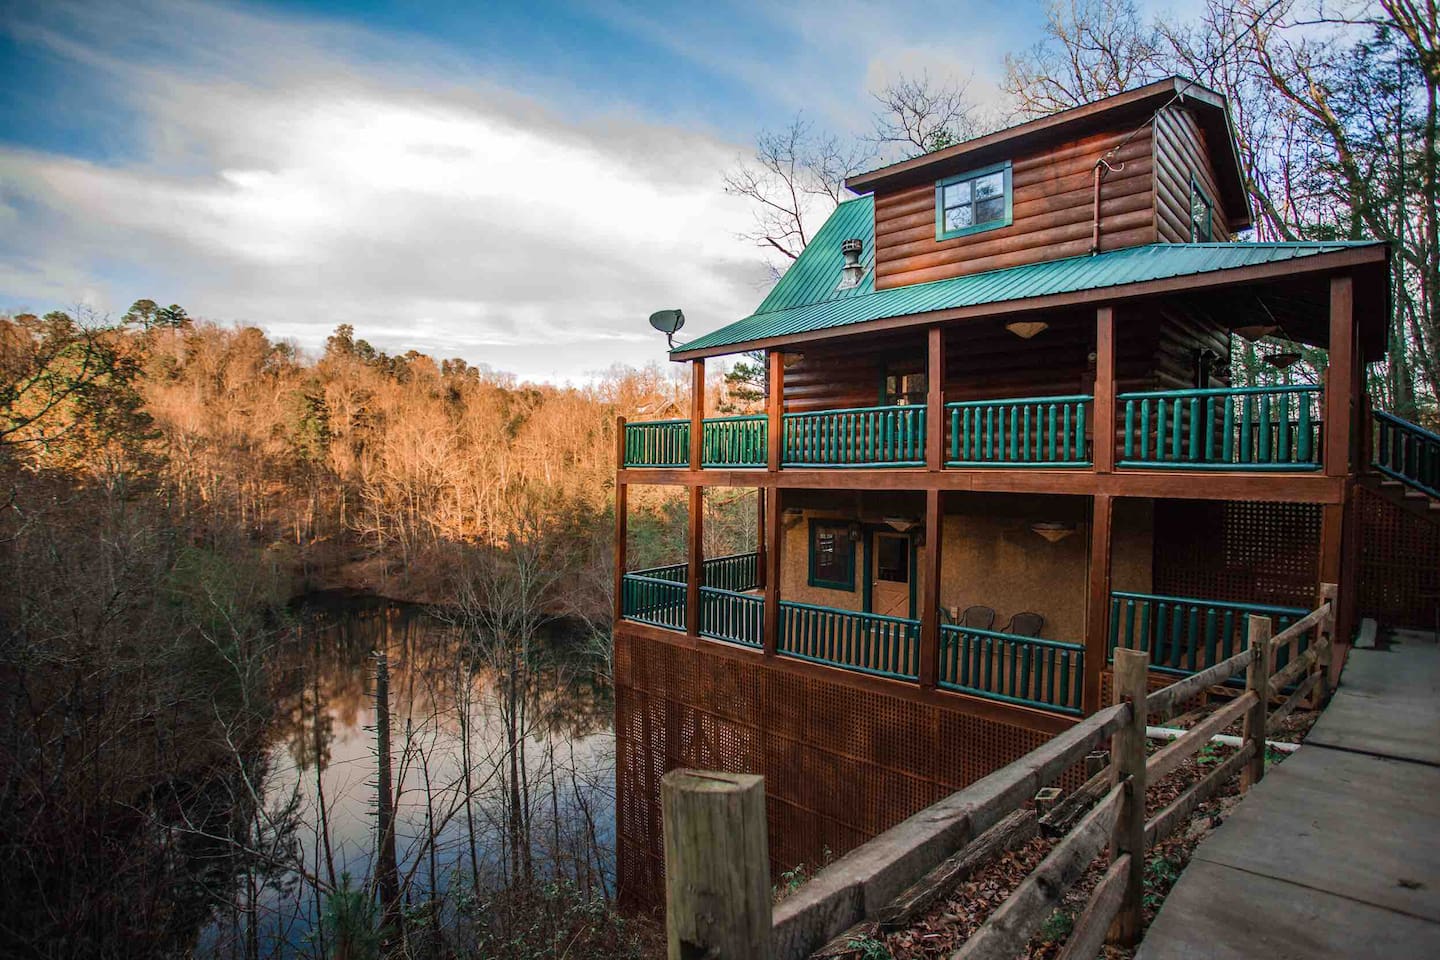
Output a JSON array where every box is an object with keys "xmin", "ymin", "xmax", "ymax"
[
  {"xmin": 1356, "ymin": 485, "xmax": 1440, "ymax": 630},
  {"xmin": 614, "ymin": 629, "xmax": 1081, "ymax": 911},
  {"xmin": 1153, "ymin": 499, "xmax": 1321, "ymax": 609}
]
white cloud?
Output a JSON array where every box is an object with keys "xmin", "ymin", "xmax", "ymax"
[{"xmin": 0, "ymin": 0, "xmax": 774, "ymax": 379}]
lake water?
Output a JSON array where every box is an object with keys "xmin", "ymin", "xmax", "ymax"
[{"xmin": 202, "ymin": 592, "xmax": 616, "ymax": 957}]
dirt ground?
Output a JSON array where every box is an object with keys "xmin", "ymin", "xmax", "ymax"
[{"xmin": 822, "ymin": 700, "xmax": 1320, "ymax": 960}]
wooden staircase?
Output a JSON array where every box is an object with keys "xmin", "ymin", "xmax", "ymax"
[
  {"xmin": 1362, "ymin": 473, "xmax": 1440, "ymax": 523},
  {"xmin": 1368, "ymin": 409, "xmax": 1440, "ymax": 524}
]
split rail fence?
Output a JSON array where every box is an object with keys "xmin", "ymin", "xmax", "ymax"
[{"xmin": 659, "ymin": 584, "xmax": 1337, "ymax": 960}]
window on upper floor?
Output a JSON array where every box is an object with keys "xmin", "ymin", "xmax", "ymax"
[
  {"xmin": 1190, "ymin": 177, "xmax": 1214, "ymax": 242},
  {"xmin": 936, "ymin": 161, "xmax": 1013, "ymax": 240}
]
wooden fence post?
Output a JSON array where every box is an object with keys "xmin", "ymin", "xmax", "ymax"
[
  {"xmin": 662, "ymin": 770, "xmax": 771, "ymax": 960},
  {"xmin": 1315, "ymin": 582, "xmax": 1338, "ymax": 706},
  {"xmin": 1108, "ymin": 647, "xmax": 1148, "ymax": 947},
  {"xmin": 1242, "ymin": 615, "xmax": 1272, "ymax": 792}
]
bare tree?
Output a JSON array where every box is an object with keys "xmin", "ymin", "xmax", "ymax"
[
  {"xmin": 870, "ymin": 71, "xmax": 989, "ymax": 158},
  {"xmin": 723, "ymin": 115, "xmax": 872, "ymax": 267},
  {"xmin": 1003, "ymin": 0, "xmax": 1168, "ymax": 117}
]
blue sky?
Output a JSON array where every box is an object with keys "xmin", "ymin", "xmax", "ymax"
[{"xmin": 0, "ymin": 0, "xmax": 1189, "ymax": 381}]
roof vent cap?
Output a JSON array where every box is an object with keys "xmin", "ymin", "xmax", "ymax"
[{"xmin": 837, "ymin": 237, "xmax": 865, "ymax": 290}]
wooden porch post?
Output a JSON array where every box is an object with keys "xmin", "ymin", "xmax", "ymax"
[
  {"xmin": 687, "ymin": 485, "xmax": 703, "ymax": 638},
  {"xmin": 927, "ymin": 325, "xmax": 945, "ymax": 471},
  {"xmin": 1083, "ymin": 493, "xmax": 1115, "ymax": 714},
  {"xmin": 690, "ymin": 358, "xmax": 705, "ymax": 471},
  {"xmin": 755, "ymin": 488, "xmax": 767, "ymax": 590},
  {"xmin": 1325, "ymin": 274, "xmax": 1354, "ymax": 478},
  {"xmin": 1319, "ymin": 502, "xmax": 1347, "ymax": 686},
  {"xmin": 919, "ymin": 488, "xmax": 943, "ymax": 688},
  {"xmin": 763, "ymin": 485, "xmax": 781, "ymax": 657},
  {"xmin": 615, "ymin": 416, "xmax": 627, "ymax": 624},
  {"xmin": 1094, "ymin": 306, "xmax": 1116, "ymax": 473},
  {"xmin": 767, "ymin": 350, "xmax": 784, "ymax": 472}
]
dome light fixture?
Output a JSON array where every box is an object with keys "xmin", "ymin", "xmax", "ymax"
[{"xmin": 1005, "ymin": 319, "xmax": 1049, "ymax": 339}]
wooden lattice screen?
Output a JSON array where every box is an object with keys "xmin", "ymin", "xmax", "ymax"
[
  {"xmin": 1152, "ymin": 499, "xmax": 1322, "ymax": 609},
  {"xmin": 1355, "ymin": 485, "xmax": 1440, "ymax": 630},
  {"xmin": 614, "ymin": 630, "xmax": 1079, "ymax": 910}
]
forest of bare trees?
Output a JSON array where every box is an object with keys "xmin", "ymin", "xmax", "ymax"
[{"xmin": 0, "ymin": 305, "xmax": 725, "ymax": 958}]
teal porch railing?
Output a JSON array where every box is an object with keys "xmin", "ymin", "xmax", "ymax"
[
  {"xmin": 938, "ymin": 625, "xmax": 1084, "ymax": 715},
  {"xmin": 622, "ymin": 418, "xmax": 690, "ymax": 468},
  {"xmin": 946, "ymin": 395, "xmax": 1091, "ymax": 467},
  {"xmin": 699, "ymin": 587, "xmax": 763, "ymax": 648},
  {"xmin": 778, "ymin": 601, "xmax": 920, "ymax": 680},
  {"xmin": 782, "ymin": 404, "xmax": 926, "ymax": 467},
  {"xmin": 1118, "ymin": 385, "xmax": 1322, "ymax": 471},
  {"xmin": 702, "ymin": 415, "xmax": 767, "ymax": 468},
  {"xmin": 1109, "ymin": 591, "xmax": 1309, "ymax": 678},
  {"xmin": 1373, "ymin": 409, "xmax": 1440, "ymax": 499},
  {"xmin": 700, "ymin": 552, "xmax": 761, "ymax": 592},
  {"xmin": 622, "ymin": 553, "xmax": 761, "ymax": 633},
  {"xmin": 619, "ymin": 574, "xmax": 686, "ymax": 630},
  {"xmin": 628, "ymin": 552, "xmax": 760, "ymax": 592}
]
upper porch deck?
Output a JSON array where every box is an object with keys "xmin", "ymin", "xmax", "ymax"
[{"xmin": 622, "ymin": 383, "xmax": 1325, "ymax": 475}]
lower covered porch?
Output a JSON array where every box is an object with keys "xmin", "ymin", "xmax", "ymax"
[{"xmin": 618, "ymin": 490, "xmax": 1329, "ymax": 719}]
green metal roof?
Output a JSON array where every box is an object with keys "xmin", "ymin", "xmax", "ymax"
[{"xmin": 676, "ymin": 200, "xmax": 1383, "ymax": 357}]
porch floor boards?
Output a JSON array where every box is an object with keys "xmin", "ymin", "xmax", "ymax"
[{"xmin": 1137, "ymin": 631, "xmax": 1440, "ymax": 959}]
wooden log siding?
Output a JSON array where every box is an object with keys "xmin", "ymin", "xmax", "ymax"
[
  {"xmin": 946, "ymin": 395, "xmax": 1092, "ymax": 466},
  {"xmin": 778, "ymin": 601, "xmax": 921, "ymax": 680},
  {"xmin": 776, "ymin": 306, "xmax": 1228, "ymax": 428},
  {"xmin": 1118, "ymin": 385, "xmax": 1323, "ymax": 470},
  {"xmin": 874, "ymin": 126, "xmax": 1157, "ymax": 288},
  {"xmin": 1152, "ymin": 106, "xmax": 1233, "ymax": 243},
  {"xmin": 1108, "ymin": 591, "xmax": 1309, "ymax": 679},
  {"xmin": 938, "ymin": 625, "xmax": 1085, "ymax": 714}
]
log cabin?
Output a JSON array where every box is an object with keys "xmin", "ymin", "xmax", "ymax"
[{"xmin": 612, "ymin": 77, "xmax": 1438, "ymax": 904}]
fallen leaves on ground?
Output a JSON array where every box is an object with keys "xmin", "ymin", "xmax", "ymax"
[{"xmin": 822, "ymin": 701, "xmax": 1321, "ymax": 960}]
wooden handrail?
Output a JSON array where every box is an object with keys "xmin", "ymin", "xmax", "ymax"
[{"xmin": 664, "ymin": 586, "xmax": 1338, "ymax": 960}]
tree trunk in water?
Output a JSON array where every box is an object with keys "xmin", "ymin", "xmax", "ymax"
[{"xmin": 373, "ymin": 645, "xmax": 401, "ymax": 948}]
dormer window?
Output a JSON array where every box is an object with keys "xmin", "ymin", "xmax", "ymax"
[
  {"xmin": 1190, "ymin": 177, "xmax": 1214, "ymax": 242},
  {"xmin": 936, "ymin": 161, "xmax": 1013, "ymax": 240}
]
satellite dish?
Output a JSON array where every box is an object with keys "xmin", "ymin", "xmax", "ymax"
[{"xmin": 648, "ymin": 308, "xmax": 685, "ymax": 348}]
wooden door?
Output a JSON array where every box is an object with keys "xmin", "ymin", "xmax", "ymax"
[{"xmin": 869, "ymin": 531, "xmax": 913, "ymax": 618}]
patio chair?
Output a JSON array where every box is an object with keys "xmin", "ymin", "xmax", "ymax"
[
  {"xmin": 959, "ymin": 605, "xmax": 996, "ymax": 630},
  {"xmin": 1003, "ymin": 612, "xmax": 1045, "ymax": 638}
]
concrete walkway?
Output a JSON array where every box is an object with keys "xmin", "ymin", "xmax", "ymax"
[{"xmin": 1137, "ymin": 630, "xmax": 1440, "ymax": 959}]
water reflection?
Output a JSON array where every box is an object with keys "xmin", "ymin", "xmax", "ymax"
[{"xmin": 205, "ymin": 592, "xmax": 615, "ymax": 958}]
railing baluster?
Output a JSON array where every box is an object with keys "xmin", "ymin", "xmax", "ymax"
[{"xmin": 1188, "ymin": 396, "xmax": 1201, "ymax": 461}]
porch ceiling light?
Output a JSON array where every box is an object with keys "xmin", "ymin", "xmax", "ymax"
[
  {"xmin": 1005, "ymin": 320, "xmax": 1049, "ymax": 339},
  {"xmin": 1266, "ymin": 350, "xmax": 1303, "ymax": 370},
  {"xmin": 1030, "ymin": 521, "xmax": 1076, "ymax": 543},
  {"xmin": 1233, "ymin": 323, "xmax": 1280, "ymax": 342},
  {"xmin": 884, "ymin": 517, "xmax": 920, "ymax": 532}
]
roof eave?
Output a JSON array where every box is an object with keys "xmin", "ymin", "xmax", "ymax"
[
  {"xmin": 845, "ymin": 77, "xmax": 1195, "ymax": 194},
  {"xmin": 669, "ymin": 243, "xmax": 1388, "ymax": 362}
]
